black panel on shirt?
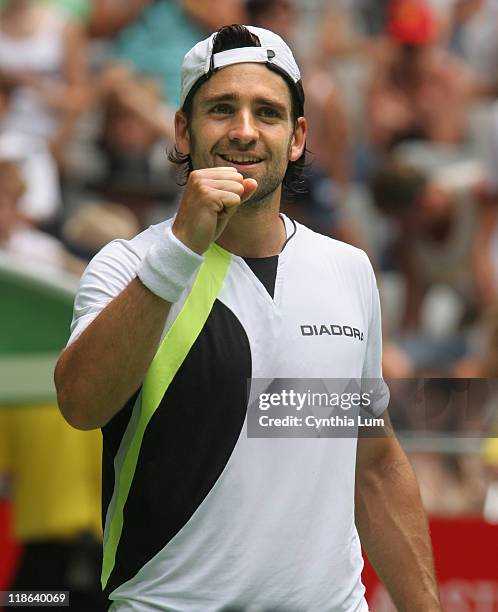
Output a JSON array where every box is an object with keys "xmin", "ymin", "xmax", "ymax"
[
  {"xmin": 242, "ymin": 216, "xmax": 297, "ymax": 298},
  {"xmin": 103, "ymin": 299, "xmax": 251, "ymax": 594},
  {"xmin": 243, "ymin": 256, "xmax": 278, "ymax": 298}
]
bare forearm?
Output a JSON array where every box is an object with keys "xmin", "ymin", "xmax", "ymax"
[
  {"xmin": 355, "ymin": 439, "xmax": 441, "ymax": 611},
  {"xmin": 55, "ymin": 277, "xmax": 171, "ymax": 430}
]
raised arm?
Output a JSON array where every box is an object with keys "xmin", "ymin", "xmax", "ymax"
[
  {"xmin": 54, "ymin": 276, "xmax": 172, "ymax": 430},
  {"xmin": 55, "ymin": 167, "xmax": 256, "ymax": 430},
  {"xmin": 355, "ymin": 413, "xmax": 441, "ymax": 611}
]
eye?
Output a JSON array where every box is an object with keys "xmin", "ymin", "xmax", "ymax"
[
  {"xmin": 259, "ymin": 107, "xmax": 281, "ymax": 119},
  {"xmin": 210, "ymin": 103, "xmax": 233, "ymax": 115}
]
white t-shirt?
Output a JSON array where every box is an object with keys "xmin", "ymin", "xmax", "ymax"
[{"xmin": 69, "ymin": 215, "xmax": 389, "ymax": 612}]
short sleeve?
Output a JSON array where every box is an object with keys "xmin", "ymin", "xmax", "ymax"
[
  {"xmin": 67, "ymin": 239, "xmax": 141, "ymax": 345},
  {"xmin": 361, "ymin": 257, "xmax": 390, "ymax": 416}
]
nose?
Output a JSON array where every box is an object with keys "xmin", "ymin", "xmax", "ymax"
[{"xmin": 228, "ymin": 109, "xmax": 258, "ymax": 146}]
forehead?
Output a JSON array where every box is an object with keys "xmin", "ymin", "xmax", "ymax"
[{"xmin": 192, "ymin": 62, "xmax": 293, "ymax": 109}]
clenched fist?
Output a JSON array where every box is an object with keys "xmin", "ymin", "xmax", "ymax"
[{"xmin": 172, "ymin": 167, "xmax": 258, "ymax": 254}]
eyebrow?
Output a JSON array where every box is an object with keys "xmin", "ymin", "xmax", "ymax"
[{"xmin": 200, "ymin": 93, "xmax": 288, "ymax": 114}]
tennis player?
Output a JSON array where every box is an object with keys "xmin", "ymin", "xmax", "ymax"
[{"xmin": 55, "ymin": 24, "xmax": 441, "ymax": 612}]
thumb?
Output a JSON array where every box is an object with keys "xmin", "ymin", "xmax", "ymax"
[{"xmin": 241, "ymin": 178, "xmax": 258, "ymax": 202}]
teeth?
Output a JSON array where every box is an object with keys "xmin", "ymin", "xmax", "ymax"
[{"xmin": 222, "ymin": 155, "xmax": 261, "ymax": 163}]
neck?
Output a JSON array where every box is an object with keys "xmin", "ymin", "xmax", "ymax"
[{"xmin": 216, "ymin": 189, "xmax": 286, "ymax": 257}]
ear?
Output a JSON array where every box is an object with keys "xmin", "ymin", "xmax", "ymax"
[
  {"xmin": 289, "ymin": 117, "xmax": 307, "ymax": 162},
  {"xmin": 175, "ymin": 110, "xmax": 190, "ymax": 154}
]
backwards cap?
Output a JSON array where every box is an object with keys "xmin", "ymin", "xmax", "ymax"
[{"xmin": 180, "ymin": 25, "xmax": 302, "ymax": 111}]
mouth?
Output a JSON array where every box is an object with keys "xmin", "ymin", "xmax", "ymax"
[{"xmin": 217, "ymin": 154, "xmax": 263, "ymax": 168}]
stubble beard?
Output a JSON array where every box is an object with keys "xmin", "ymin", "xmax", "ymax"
[
  {"xmin": 188, "ymin": 129, "xmax": 291, "ymax": 212},
  {"xmin": 239, "ymin": 165, "xmax": 285, "ymax": 211},
  {"xmin": 235, "ymin": 138, "xmax": 294, "ymax": 210}
]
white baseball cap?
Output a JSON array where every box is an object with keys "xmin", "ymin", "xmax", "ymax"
[{"xmin": 180, "ymin": 25, "xmax": 303, "ymax": 111}]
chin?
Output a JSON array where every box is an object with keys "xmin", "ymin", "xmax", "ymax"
[{"xmin": 241, "ymin": 198, "xmax": 266, "ymax": 210}]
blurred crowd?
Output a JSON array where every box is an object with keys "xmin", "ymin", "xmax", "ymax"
[
  {"xmin": 1, "ymin": 0, "xmax": 498, "ymax": 605},
  {"xmin": 3, "ymin": 0, "xmax": 498, "ymax": 376}
]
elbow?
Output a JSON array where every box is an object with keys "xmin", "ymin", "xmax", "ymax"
[
  {"xmin": 58, "ymin": 397, "xmax": 99, "ymax": 431},
  {"xmin": 54, "ymin": 355, "xmax": 102, "ymax": 431},
  {"xmin": 56, "ymin": 384, "xmax": 98, "ymax": 431}
]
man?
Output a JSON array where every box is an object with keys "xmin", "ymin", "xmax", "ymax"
[
  {"xmin": 55, "ymin": 24, "xmax": 441, "ymax": 611},
  {"xmin": 366, "ymin": 0, "xmax": 472, "ymax": 151},
  {"xmin": 369, "ymin": 155, "xmax": 481, "ymax": 330},
  {"xmin": 0, "ymin": 159, "xmax": 68, "ymax": 271}
]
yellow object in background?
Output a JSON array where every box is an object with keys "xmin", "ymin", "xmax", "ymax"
[
  {"xmin": 482, "ymin": 436, "xmax": 498, "ymax": 467},
  {"xmin": 0, "ymin": 404, "xmax": 102, "ymax": 541}
]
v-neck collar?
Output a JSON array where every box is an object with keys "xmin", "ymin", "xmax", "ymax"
[{"xmin": 230, "ymin": 214, "xmax": 297, "ymax": 307}]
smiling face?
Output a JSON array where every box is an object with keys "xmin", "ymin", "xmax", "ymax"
[{"xmin": 175, "ymin": 62, "xmax": 306, "ymax": 208}]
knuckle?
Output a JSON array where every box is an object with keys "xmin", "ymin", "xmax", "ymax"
[
  {"xmin": 228, "ymin": 192, "xmax": 241, "ymax": 205},
  {"xmin": 199, "ymin": 184, "xmax": 212, "ymax": 198},
  {"xmin": 189, "ymin": 170, "xmax": 202, "ymax": 185}
]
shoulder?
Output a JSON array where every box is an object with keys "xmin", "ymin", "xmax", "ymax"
[
  {"xmin": 294, "ymin": 219, "xmax": 373, "ymax": 275},
  {"xmin": 75, "ymin": 220, "xmax": 168, "ymax": 298},
  {"xmin": 290, "ymin": 220, "xmax": 380, "ymax": 325},
  {"xmin": 87, "ymin": 220, "xmax": 167, "ymax": 267},
  {"xmin": 68, "ymin": 220, "xmax": 170, "ymax": 344}
]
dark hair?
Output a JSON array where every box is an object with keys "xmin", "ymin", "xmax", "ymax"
[
  {"xmin": 369, "ymin": 157, "xmax": 427, "ymax": 216},
  {"xmin": 168, "ymin": 24, "xmax": 307, "ymax": 194}
]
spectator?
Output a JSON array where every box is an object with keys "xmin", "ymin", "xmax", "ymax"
[
  {"xmin": 371, "ymin": 156, "xmax": 485, "ymax": 326},
  {"xmin": 0, "ymin": 131, "xmax": 61, "ymax": 225},
  {"xmin": 370, "ymin": 155, "xmax": 487, "ymax": 370},
  {"xmin": 388, "ymin": 378, "xmax": 488, "ymax": 516},
  {"xmin": 0, "ymin": 0, "xmax": 90, "ymax": 230},
  {"xmin": 410, "ymin": 448, "xmax": 487, "ymax": 515},
  {"xmin": 472, "ymin": 101, "xmax": 498, "ymax": 304},
  {"xmin": 0, "ymin": 159, "xmax": 78, "ymax": 272},
  {"xmin": 0, "ymin": 0, "xmax": 89, "ymax": 166},
  {"xmin": 88, "ymin": 65, "xmax": 178, "ymax": 228},
  {"xmin": 62, "ymin": 201, "xmax": 141, "ymax": 262},
  {"xmin": 316, "ymin": 0, "xmax": 389, "ymax": 63},
  {"xmin": 366, "ymin": 0, "xmax": 473, "ymax": 151},
  {"xmin": 452, "ymin": 298, "xmax": 498, "ymax": 378},
  {"xmin": 313, "ymin": 0, "xmax": 459, "ymax": 62},
  {"xmin": 448, "ymin": 0, "xmax": 498, "ymax": 92},
  {"xmin": 90, "ymin": 0, "xmax": 246, "ymax": 108},
  {"xmin": 0, "ymin": 0, "xmax": 91, "ymax": 22},
  {"xmin": 87, "ymin": 0, "xmax": 151, "ymax": 38}
]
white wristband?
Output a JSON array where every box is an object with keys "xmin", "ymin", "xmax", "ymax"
[{"xmin": 137, "ymin": 226, "xmax": 204, "ymax": 302}]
